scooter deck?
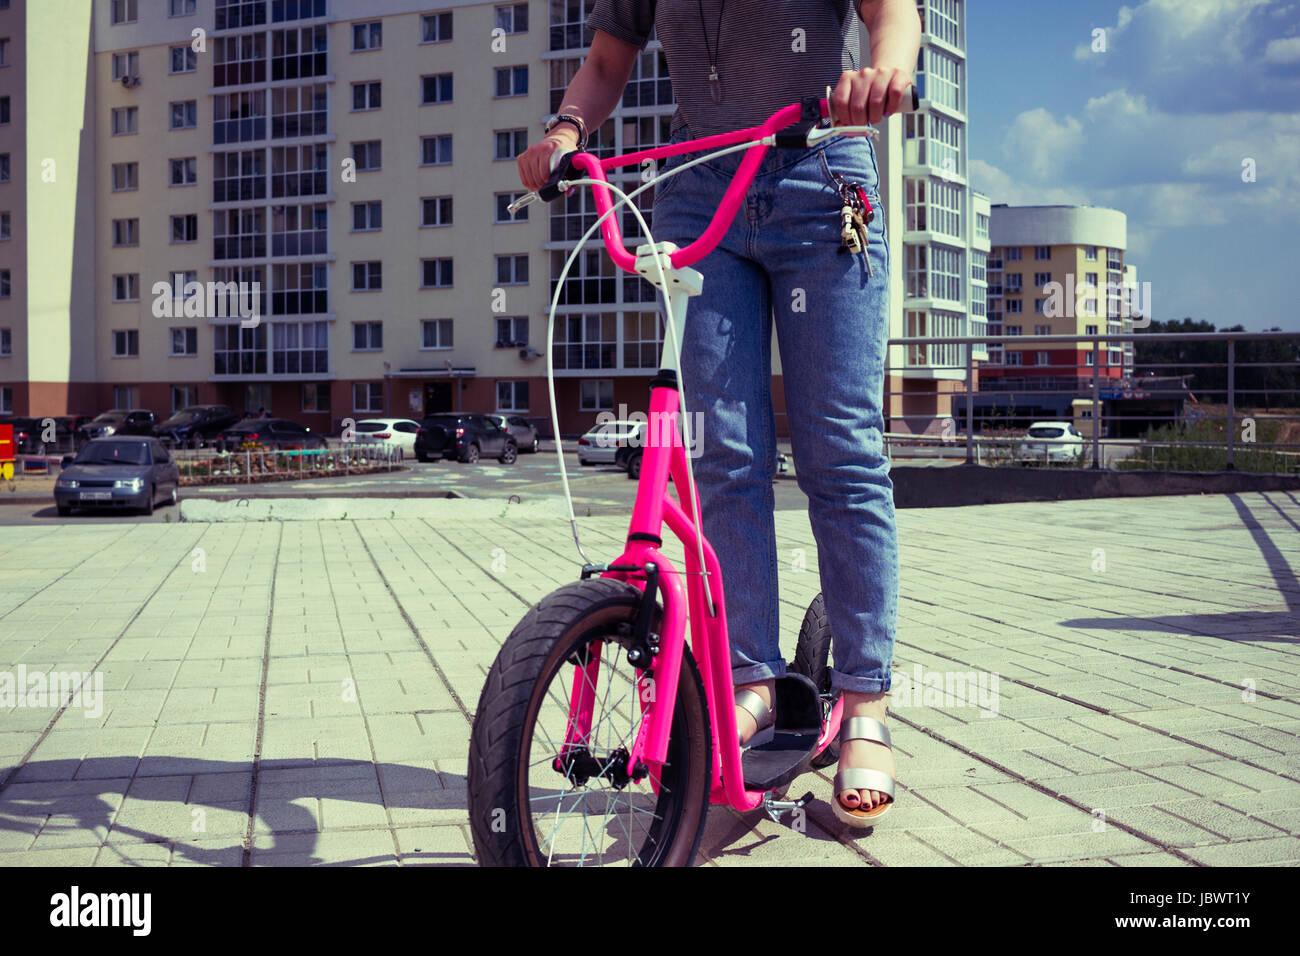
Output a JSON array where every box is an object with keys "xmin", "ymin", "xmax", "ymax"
[{"xmin": 739, "ymin": 673, "xmax": 826, "ymax": 792}]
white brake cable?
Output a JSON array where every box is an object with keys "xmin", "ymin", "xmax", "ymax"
[{"xmin": 545, "ymin": 140, "xmax": 765, "ymax": 615}]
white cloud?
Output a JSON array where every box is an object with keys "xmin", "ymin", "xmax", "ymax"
[{"xmin": 1264, "ymin": 35, "xmax": 1300, "ymax": 60}]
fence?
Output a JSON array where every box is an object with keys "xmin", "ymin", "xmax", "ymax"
[{"xmin": 172, "ymin": 440, "xmax": 405, "ymax": 485}]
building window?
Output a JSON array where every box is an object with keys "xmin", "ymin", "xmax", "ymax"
[
  {"xmin": 976, "ymin": 212, "xmax": 989, "ymax": 240},
  {"xmin": 0, "ymin": 211, "xmax": 9, "ymax": 240},
  {"xmin": 170, "ymin": 46, "xmax": 197, "ymax": 74},
  {"xmin": 1084, "ymin": 246, "xmax": 1097, "ymax": 261},
  {"xmin": 112, "ymin": 218, "xmax": 140, "ymax": 247},
  {"xmin": 917, "ymin": 46, "xmax": 963, "ymax": 112},
  {"xmin": 0, "ymin": 154, "xmax": 8, "ymax": 182},
  {"xmin": 1033, "ymin": 299, "xmax": 1045, "ymax": 314},
  {"xmin": 272, "ymin": 25, "xmax": 328, "ymax": 80},
  {"xmin": 1005, "ymin": 351, "xmax": 1022, "ymax": 367},
  {"xmin": 111, "ymin": 0, "xmax": 138, "ymax": 25},
  {"xmin": 112, "ymin": 51, "xmax": 139, "ymax": 81},
  {"xmin": 352, "ymin": 201, "xmax": 382, "ymax": 231},
  {"xmin": 1034, "ymin": 324, "xmax": 1051, "ymax": 335},
  {"xmin": 495, "ymin": 65, "xmax": 528, "ymax": 97},
  {"xmin": 1034, "ymin": 245, "xmax": 1051, "ymax": 260},
  {"xmin": 0, "ymin": 96, "xmax": 8, "ymax": 125},
  {"xmin": 580, "ymin": 379, "xmax": 615, "ymax": 411},
  {"xmin": 0, "ymin": 268, "xmax": 9, "ymax": 298},
  {"xmin": 111, "ymin": 107, "xmax": 138, "ymax": 136},
  {"xmin": 112, "ymin": 274, "xmax": 140, "ymax": 302},
  {"xmin": 496, "ymin": 254, "xmax": 529, "ymax": 285},
  {"xmin": 301, "ymin": 381, "xmax": 330, "ymax": 412},
  {"xmin": 495, "ymin": 316, "xmax": 529, "ymax": 346},
  {"xmin": 213, "ymin": 150, "xmax": 267, "ymax": 203},
  {"xmin": 352, "ymin": 81, "xmax": 381, "ymax": 111},
  {"xmin": 555, "ymin": 313, "xmax": 617, "ymax": 370},
  {"xmin": 352, "ymin": 20, "xmax": 382, "ymax": 51},
  {"xmin": 1005, "ymin": 325, "xmax": 1022, "ymax": 336},
  {"xmin": 213, "ymin": 33, "xmax": 267, "ymax": 86},
  {"xmin": 352, "ymin": 261, "xmax": 382, "ymax": 291},
  {"xmin": 272, "ymin": 320, "xmax": 329, "ymax": 373},
  {"xmin": 1005, "ymin": 299, "xmax": 1022, "ymax": 314},
  {"xmin": 904, "ymin": 177, "xmax": 961, "ymax": 237},
  {"xmin": 169, "ymin": 0, "xmax": 197, "ymax": 15},
  {"xmin": 0, "ymin": 328, "xmax": 9, "ymax": 356},
  {"xmin": 271, "ymin": 202, "xmax": 327, "ymax": 256},
  {"xmin": 170, "ymin": 327, "xmax": 198, "ymax": 356},
  {"xmin": 497, "ymin": 380, "xmax": 530, "ymax": 412},
  {"xmin": 213, "ymin": 323, "xmax": 268, "ymax": 375},
  {"xmin": 271, "ymin": 144, "xmax": 327, "ymax": 197},
  {"xmin": 1033, "ymin": 272, "xmax": 1051, "ymax": 287},
  {"xmin": 170, "ymin": 100, "xmax": 198, "ymax": 129},
  {"xmin": 421, "ymin": 134, "xmax": 453, "ymax": 166},
  {"xmin": 271, "ymin": 262, "xmax": 327, "ymax": 315},
  {"xmin": 170, "ymin": 157, "xmax": 197, "ymax": 186},
  {"xmin": 215, "ymin": 0, "xmax": 267, "ymax": 30},
  {"xmin": 353, "ymin": 140, "xmax": 382, "ymax": 171},
  {"xmin": 353, "ymin": 322, "xmax": 383, "ymax": 351},
  {"xmin": 421, "ymin": 318, "xmax": 454, "ymax": 349},
  {"xmin": 213, "ymin": 208, "xmax": 267, "ymax": 259},
  {"xmin": 422, "ymin": 11, "xmax": 453, "ymax": 42},
  {"xmin": 353, "ymin": 382, "xmax": 383, "ymax": 412},
  {"xmin": 904, "ymin": 244, "xmax": 963, "ymax": 302},
  {"xmin": 112, "ymin": 162, "xmax": 139, "ymax": 191},
  {"xmin": 926, "ymin": 0, "xmax": 963, "ymax": 46},
  {"xmin": 421, "ymin": 259, "xmax": 453, "ymax": 288},
  {"xmin": 496, "ymin": 192, "xmax": 529, "ymax": 223},
  {"xmin": 496, "ymin": 3, "xmax": 529, "ymax": 34},
  {"xmin": 624, "ymin": 311, "xmax": 664, "ymax": 369},
  {"xmin": 551, "ymin": 0, "xmax": 596, "ymax": 51},
  {"xmin": 1004, "ymin": 247, "xmax": 1022, "ymax": 261},
  {"xmin": 171, "ymin": 214, "xmax": 199, "ymax": 243},
  {"xmin": 495, "ymin": 129, "xmax": 528, "ymax": 160},
  {"xmin": 422, "ymin": 73, "xmax": 453, "ymax": 105},
  {"xmin": 0, "ymin": 386, "xmax": 10, "ymax": 413},
  {"xmin": 1085, "ymin": 352, "xmax": 1095, "ymax": 367},
  {"xmin": 421, "ymin": 196, "xmax": 453, "ymax": 227},
  {"xmin": 213, "ymin": 91, "xmax": 266, "ymax": 144},
  {"xmin": 271, "ymin": 84, "xmax": 327, "ymax": 138},
  {"xmin": 170, "ymin": 386, "xmax": 196, "ymax": 413},
  {"xmin": 113, "ymin": 329, "xmax": 140, "ymax": 357}
]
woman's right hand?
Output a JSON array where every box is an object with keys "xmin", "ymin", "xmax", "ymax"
[{"xmin": 518, "ymin": 130, "xmax": 581, "ymax": 193}]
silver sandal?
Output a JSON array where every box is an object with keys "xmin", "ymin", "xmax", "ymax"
[
  {"xmin": 734, "ymin": 687, "xmax": 776, "ymax": 750},
  {"xmin": 832, "ymin": 716, "xmax": 896, "ymax": 826}
]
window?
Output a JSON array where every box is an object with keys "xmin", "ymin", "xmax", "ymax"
[
  {"xmin": 1034, "ymin": 324, "xmax": 1051, "ymax": 335},
  {"xmin": 1085, "ymin": 352, "xmax": 1095, "ymax": 367},
  {"xmin": 272, "ymin": 320, "xmax": 329, "ymax": 373},
  {"xmin": 270, "ymin": 262, "xmax": 326, "ymax": 315},
  {"xmin": 580, "ymin": 379, "xmax": 614, "ymax": 411},
  {"xmin": 0, "ymin": 154, "xmax": 8, "ymax": 182},
  {"xmin": 421, "ymin": 259, "xmax": 453, "ymax": 288},
  {"xmin": 301, "ymin": 381, "xmax": 330, "ymax": 412},
  {"xmin": 168, "ymin": 271, "xmax": 199, "ymax": 306},
  {"xmin": 354, "ymin": 382, "xmax": 383, "ymax": 412},
  {"xmin": 1084, "ymin": 246, "xmax": 1097, "ymax": 261},
  {"xmin": 213, "ymin": 150, "xmax": 266, "ymax": 202},
  {"xmin": 1034, "ymin": 245, "xmax": 1051, "ymax": 260},
  {"xmin": 0, "ymin": 212, "xmax": 9, "ymax": 240},
  {"xmin": 216, "ymin": 0, "xmax": 267, "ymax": 29},
  {"xmin": 1085, "ymin": 324, "xmax": 1098, "ymax": 336},
  {"xmin": 112, "ymin": 162, "xmax": 139, "ymax": 191},
  {"xmin": 0, "ymin": 329, "xmax": 10, "ymax": 356},
  {"xmin": 352, "ymin": 20, "xmax": 382, "ymax": 51},
  {"xmin": 270, "ymin": 85, "xmax": 326, "ymax": 138},
  {"xmin": 170, "ymin": 100, "xmax": 198, "ymax": 129},
  {"xmin": 1005, "ymin": 299, "xmax": 1022, "ymax": 314},
  {"xmin": 1004, "ymin": 273, "xmax": 1022, "ymax": 292},
  {"xmin": 624, "ymin": 311, "xmax": 663, "ymax": 369},
  {"xmin": 904, "ymin": 178, "xmax": 960, "ymax": 237},
  {"xmin": 170, "ymin": 46, "xmax": 197, "ymax": 73},
  {"xmin": 170, "ymin": 387, "xmax": 195, "ymax": 414},
  {"xmin": 0, "ymin": 386, "xmax": 9, "ymax": 414},
  {"xmin": 1004, "ymin": 247, "xmax": 1022, "ymax": 261},
  {"xmin": 497, "ymin": 380, "xmax": 529, "ymax": 412},
  {"xmin": 213, "ymin": 208, "xmax": 267, "ymax": 259},
  {"xmin": 555, "ymin": 313, "xmax": 617, "ymax": 370},
  {"xmin": 113, "ymin": 330, "xmax": 140, "ymax": 357},
  {"xmin": 214, "ymin": 324, "xmax": 268, "ymax": 375},
  {"xmin": 272, "ymin": 25, "xmax": 328, "ymax": 81},
  {"xmin": 352, "ymin": 81, "xmax": 381, "ymax": 110},
  {"xmin": 551, "ymin": 0, "xmax": 596, "ymax": 50},
  {"xmin": 0, "ymin": 38, "xmax": 7, "ymax": 68},
  {"xmin": 171, "ymin": 214, "xmax": 198, "ymax": 243},
  {"xmin": 496, "ymin": 192, "xmax": 529, "ymax": 223},
  {"xmin": 1033, "ymin": 272, "xmax": 1051, "ymax": 287},
  {"xmin": 111, "ymin": 0, "xmax": 138, "ymax": 24},
  {"xmin": 352, "ymin": 261, "xmax": 382, "ymax": 291},
  {"xmin": 170, "ymin": 157, "xmax": 197, "ymax": 186},
  {"xmin": 495, "ymin": 129, "xmax": 528, "ymax": 160},
  {"xmin": 353, "ymin": 140, "xmax": 381, "ymax": 171},
  {"xmin": 0, "ymin": 96, "xmax": 8, "ymax": 125},
  {"xmin": 904, "ymin": 244, "xmax": 963, "ymax": 301},
  {"xmin": 353, "ymin": 322, "xmax": 383, "ymax": 350},
  {"xmin": 496, "ymin": 254, "xmax": 529, "ymax": 285},
  {"xmin": 214, "ymin": 33, "xmax": 267, "ymax": 86},
  {"xmin": 111, "ymin": 107, "xmax": 138, "ymax": 135},
  {"xmin": 112, "ymin": 51, "xmax": 139, "ymax": 81},
  {"xmin": 421, "ymin": 134, "xmax": 452, "ymax": 166},
  {"xmin": 214, "ymin": 90, "xmax": 267, "ymax": 144},
  {"xmin": 421, "ymin": 196, "xmax": 452, "ymax": 227},
  {"xmin": 976, "ymin": 212, "xmax": 989, "ymax": 240},
  {"xmin": 422, "ymin": 73, "xmax": 453, "ymax": 105},
  {"xmin": 170, "ymin": 327, "xmax": 198, "ymax": 355},
  {"xmin": 112, "ymin": 218, "xmax": 140, "ymax": 247},
  {"xmin": 496, "ymin": 316, "xmax": 528, "ymax": 346},
  {"xmin": 421, "ymin": 318, "xmax": 453, "ymax": 348},
  {"xmin": 422, "ymin": 11, "xmax": 453, "ymax": 42},
  {"xmin": 926, "ymin": 0, "xmax": 963, "ymax": 46},
  {"xmin": 495, "ymin": 3, "xmax": 528, "ymax": 34},
  {"xmin": 0, "ymin": 268, "xmax": 9, "ymax": 297},
  {"xmin": 1005, "ymin": 325, "xmax": 1022, "ymax": 336},
  {"xmin": 352, "ymin": 201, "xmax": 382, "ymax": 231},
  {"xmin": 112, "ymin": 274, "xmax": 140, "ymax": 302},
  {"xmin": 917, "ymin": 46, "xmax": 963, "ymax": 112},
  {"xmin": 495, "ymin": 65, "xmax": 528, "ymax": 98},
  {"xmin": 169, "ymin": 0, "xmax": 197, "ymax": 15},
  {"xmin": 1033, "ymin": 299, "xmax": 1045, "ymax": 314},
  {"xmin": 271, "ymin": 202, "xmax": 327, "ymax": 256}
]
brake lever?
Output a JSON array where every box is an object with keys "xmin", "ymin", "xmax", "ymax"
[{"xmin": 509, "ymin": 148, "xmax": 578, "ymax": 214}]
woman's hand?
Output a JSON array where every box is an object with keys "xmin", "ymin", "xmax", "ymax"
[
  {"xmin": 517, "ymin": 129, "xmax": 580, "ymax": 193},
  {"xmin": 830, "ymin": 67, "xmax": 915, "ymax": 126}
]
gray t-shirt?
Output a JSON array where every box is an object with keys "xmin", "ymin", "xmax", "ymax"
[{"xmin": 587, "ymin": 0, "xmax": 862, "ymax": 138}]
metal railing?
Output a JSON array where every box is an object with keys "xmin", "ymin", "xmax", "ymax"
[
  {"xmin": 173, "ymin": 440, "xmax": 405, "ymax": 485},
  {"xmin": 884, "ymin": 329, "xmax": 1300, "ymax": 473}
]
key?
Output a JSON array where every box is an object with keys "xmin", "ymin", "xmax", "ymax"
[
  {"xmin": 840, "ymin": 205, "xmax": 861, "ymax": 254},
  {"xmin": 850, "ymin": 209, "xmax": 871, "ymax": 276}
]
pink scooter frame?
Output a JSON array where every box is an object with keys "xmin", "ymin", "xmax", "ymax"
[{"xmin": 551, "ymin": 97, "xmax": 856, "ymax": 812}]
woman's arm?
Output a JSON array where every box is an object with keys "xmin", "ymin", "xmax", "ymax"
[
  {"xmin": 517, "ymin": 30, "xmax": 642, "ymax": 192},
  {"xmin": 832, "ymin": 0, "xmax": 923, "ymax": 126}
]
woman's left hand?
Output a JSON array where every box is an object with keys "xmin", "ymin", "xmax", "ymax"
[{"xmin": 830, "ymin": 67, "xmax": 915, "ymax": 126}]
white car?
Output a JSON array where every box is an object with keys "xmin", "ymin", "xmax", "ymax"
[
  {"xmin": 577, "ymin": 420, "xmax": 643, "ymax": 465},
  {"xmin": 353, "ymin": 418, "xmax": 421, "ymax": 456},
  {"xmin": 1017, "ymin": 421, "xmax": 1085, "ymax": 463}
]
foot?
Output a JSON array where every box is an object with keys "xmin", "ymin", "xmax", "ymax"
[
  {"xmin": 836, "ymin": 691, "xmax": 895, "ymax": 813},
  {"xmin": 735, "ymin": 679, "xmax": 775, "ymax": 745}
]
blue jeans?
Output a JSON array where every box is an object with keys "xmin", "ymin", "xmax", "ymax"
[{"xmin": 649, "ymin": 125, "xmax": 898, "ymax": 695}]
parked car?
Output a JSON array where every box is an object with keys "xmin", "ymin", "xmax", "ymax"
[
  {"xmin": 78, "ymin": 409, "xmax": 156, "ymax": 442},
  {"xmin": 614, "ymin": 422, "xmax": 650, "ymax": 479},
  {"xmin": 54, "ymin": 437, "xmax": 180, "ymax": 516},
  {"xmin": 154, "ymin": 405, "xmax": 240, "ymax": 448},
  {"xmin": 485, "ymin": 414, "xmax": 541, "ymax": 453},
  {"xmin": 414, "ymin": 414, "xmax": 517, "ymax": 464},
  {"xmin": 217, "ymin": 418, "xmax": 327, "ymax": 452},
  {"xmin": 1017, "ymin": 421, "xmax": 1085, "ymax": 464},
  {"xmin": 577, "ymin": 420, "xmax": 644, "ymax": 466},
  {"xmin": 4, "ymin": 417, "xmax": 45, "ymax": 454},
  {"xmin": 351, "ymin": 418, "xmax": 421, "ymax": 456},
  {"xmin": 53, "ymin": 415, "xmax": 95, "ymax": 451}
]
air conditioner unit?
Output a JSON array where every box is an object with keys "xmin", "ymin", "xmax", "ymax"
[
  {"xmin": 519, "ymin": 348, "xmax": 541, "ymax": 360},
  {"xmin": 121, "ymin": 75, "xmax": 141, "ymax": 88}
]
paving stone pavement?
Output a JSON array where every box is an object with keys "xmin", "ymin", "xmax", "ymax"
[{"xmin": 0, "ymin": 491, "xmax": 1297, "ymax": 866}]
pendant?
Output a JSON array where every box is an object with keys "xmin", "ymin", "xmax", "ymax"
[{"xmin": 708, "ymin": 65, "xmax": 722, "ymax": 103}]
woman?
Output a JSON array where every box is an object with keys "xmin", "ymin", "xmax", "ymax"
[{"xmin": 518, "ymin": 0, "xmax": 920, "ymax": 826}]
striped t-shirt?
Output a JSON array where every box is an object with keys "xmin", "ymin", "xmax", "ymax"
[{"xmin": 586, "ymin": 0, "xmax": 863, "ymax": 138}]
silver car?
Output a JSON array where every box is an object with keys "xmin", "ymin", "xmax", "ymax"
[
  {"xmin": 486, "ymin": 414, "xmax": 540, "ymax": 453},
  {"xmin": 54, "ymin": 437, "xmax": 180, "ymax": 516},
  {"xmin": 577, "ymin": 420, "xmax": 643, "ymax": 465},
  {"xmin": 1017, "ymin": 421, "xmax": 1085, "ymax": 464}
]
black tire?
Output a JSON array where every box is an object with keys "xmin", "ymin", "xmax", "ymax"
[
  {"xmin": 141, "ymin": 485, "xmax": 155, "ymax": 516},
  {"xmin": 57, "ymin": 504, "xmax": 72, "ymax": 517},
  {"xmin": 626, "ymin": 451, "xmax": 643, "ymax": 480},
  {"xmin": 462, "ymin": 443, "xmax": 480, "ymax": 464},
  {"xmin": 468, "ymin": 578, "xmax": 712, "ymax": 867},
  {"xmin": 499, "ymin": 441, "xmax": 518, "ymax": 465},
  {"xmin": 791, "ymin": 592, "xmax": 840, "ymax": 769},
  {"xmin": 416, "ymin": 451, "xmax": 430, "ymax": 463}
]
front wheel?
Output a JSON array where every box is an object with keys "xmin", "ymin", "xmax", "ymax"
[
  {"xmin": 791, "ymin": 592, "xmax": 841, "ymax": 769},
  {"xmin": 468, "ymin": 578, "xmax": 712, "ymax": 867}
]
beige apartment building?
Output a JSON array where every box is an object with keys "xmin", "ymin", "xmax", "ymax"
[{"xmin": 0, "ymin": 0, "xmax": 987, "ymax": 439}]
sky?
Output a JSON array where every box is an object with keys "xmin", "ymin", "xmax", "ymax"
[{"xmin": 965, "ymin": 0, "xmax": 1300, "ymax": 332}]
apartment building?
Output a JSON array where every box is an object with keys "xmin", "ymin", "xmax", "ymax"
[{"xmin": 0, "ymin": 0, "xmax": 986, "ymax": 440}]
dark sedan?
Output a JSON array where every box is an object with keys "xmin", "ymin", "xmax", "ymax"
[
  {"xmin": 414, "ymin": 414, "xmax": 517, "ymax": 464},
  {"xmin": 77, "ymin": 409, "xmax": 156, "ymax": 442},
  {"xmin": 154, "ymin": 405, "xmax": 240, "ymax": 448},
  {"xmin": 54, "ymin": 437, "xmax": 180, "ymax": 516},
  {"xmin": 217, "ymin": 418, "xmax": 327, "ymax": 451}
]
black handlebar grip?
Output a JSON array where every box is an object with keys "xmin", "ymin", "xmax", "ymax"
[{"xmin": 538, "ymin": 151, "xmax": 577, "ymax": 202}]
